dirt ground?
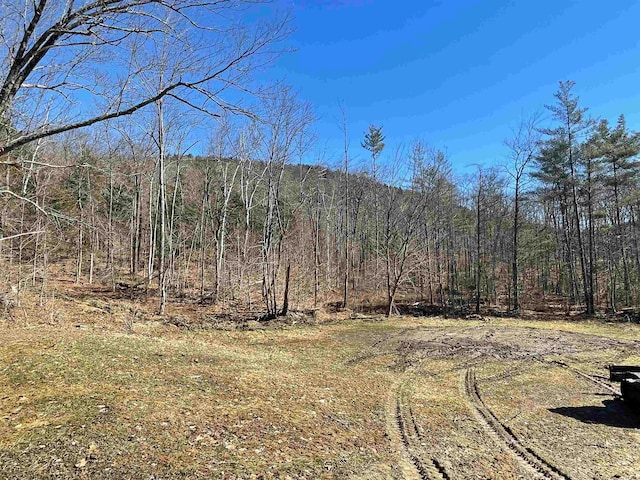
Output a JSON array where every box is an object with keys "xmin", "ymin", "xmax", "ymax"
[
  {"xmin": 347, "ymin": 322, "xmax": 640, "ymax": 480},
  {"xmin": 1, "ymin": 290, "xmax": 640, "ymax": 479}
]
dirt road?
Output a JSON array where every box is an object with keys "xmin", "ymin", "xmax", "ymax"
[{"xmin": 345, "ymin": 323, "xmax": 640, "ymax": 479}]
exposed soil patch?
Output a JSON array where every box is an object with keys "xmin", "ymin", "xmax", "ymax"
[{"xmin": 389, "ymin": 325, "xmax": 640, "ymax": 365}]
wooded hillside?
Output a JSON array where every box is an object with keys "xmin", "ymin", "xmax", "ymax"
[
  {"xmin": 1, "ymin": 81, "xmax": 639, "ymax": 319},
  {"xmin": 0, "ymin": 2, "xmax": 638, "ymax": 319}
]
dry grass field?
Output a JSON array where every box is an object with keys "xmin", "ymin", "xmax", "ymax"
[{"xmin": 1, "ymin": 285, "xmax": 640, "ymax": 479}]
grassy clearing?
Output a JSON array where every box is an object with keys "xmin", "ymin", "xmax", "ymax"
[
  {"xmin": 0, "ymin": 321, "xmax": 399, "ymax": 479},
  {"xmin": 1, "ymin": 293, "xmax": 640, "ymax": 479},
  {"xmin": 480, "ymin": 363, "xmax": 640, "ymax": 479}
]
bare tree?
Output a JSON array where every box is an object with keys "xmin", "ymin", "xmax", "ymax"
[
  {"xmin": 259, "ymin": 88, "xmax": 313, "ymax": 317},
  {"xmin": 504, "ymin": 112, "xmax": 540, "ymax": 313},
  {"xmin": 237, "ymin": 122, "xmax": 266, "ymax": 306},
  {"xmin": 208, "ymin": 118, "xmax": 240, "ymax": 304},
  {"xmin": 381, "ymin": 144, "xmax": 428, "ymax": 317},
  {"xmin": 339, "ymin": 104, "xmax": 350, "ymax": 309},
  {"xmin": 0, "ymin": 0, "xmax": 290, "ymax": 158}
]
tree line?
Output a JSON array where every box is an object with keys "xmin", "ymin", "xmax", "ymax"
[
  {"xmin": 0, "ymin": 3, "xmax": 638, "ymax": 318},
  {"xmin": 1, "ymin": 80, "xmax": 638, "ymax": 318}
]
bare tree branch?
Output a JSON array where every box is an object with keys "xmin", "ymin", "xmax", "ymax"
[{"xmin": 0, "ymin": 0, "xmax": 290, "ymax": 157}]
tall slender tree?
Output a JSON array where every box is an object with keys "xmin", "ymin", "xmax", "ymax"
[
  {"xmin": 505, "ymin": 113, "xmax": 540, "ymax": 313},
  {"xmin": 539, "ymin": 81, "xmax": 595, "ymax": 314},
  {"xmin": 362, "ymin": 124, "xmax": 386, "ymax": 289}
]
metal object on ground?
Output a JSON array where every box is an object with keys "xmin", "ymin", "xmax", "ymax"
[
  {"xmin": 608, "ymin": 365, "xmax": 640, "ymax": 406},
  {"xmin": 608, "ymin": 365, "xmax": 640, "ymax": 382},
  {"xmin": 620, "ymin": 379, "xmax": 640, "ymax": 407}
]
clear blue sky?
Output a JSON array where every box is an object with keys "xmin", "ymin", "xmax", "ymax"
[{"xmin": 263, "ymin": 0, "xmax": 640, "ymax": 173}]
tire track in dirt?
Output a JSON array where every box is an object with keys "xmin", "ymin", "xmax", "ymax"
[
  {"xmin": 385, "ymin": 381, "xmax": 426, "ymax": 480},
  {"xmin": 463, "ymin": 368, "xmax": 572, "ymax": 480},
  {"xmin": 546, "ymin": 360, "xmax": 620, "ymax": 397},
  {"xmin": 405, "ymin": 403, "xmax": 450, "ymax": 480},
  {"xmin": 385, "ymin": 379, "xmax": 450, "ymax": 480},
  {"xmin": 394, "ymin": 386, "xmax": 451, "ymax": 480},
  {"xmin": 345, "ymin": 328, "xmax": 412, "ymax": 366},
  {"xmin": 348, "ymin": 329, "xmax": 444, "ymax": 479}
]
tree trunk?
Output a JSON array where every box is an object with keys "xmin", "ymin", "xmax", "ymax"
[
  {"xmin": 475, "ymin": 177, "xmax": 482, "ymax": 315},
  {"xmin": 512, "ymin": 182, "xmax": 520, "ymax": 314},
  {"xmin": 568, "ymin": 131, "xmax": 593, "ymax": 315},
  {"xmin": 157, "ymin": 100, "xmax": 167, "ymax": 315},
  {"xmin": 281, "ymin": 262, "xmax": 291, "ymax": 316}
]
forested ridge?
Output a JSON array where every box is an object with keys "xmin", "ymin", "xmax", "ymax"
[
  {"xmin": 0, "ymin": 2, "xmax": 638, "ymax": 319},
  {"xmin": 1, "ymin": 80, "xmax": 639, "ymax": 319}
]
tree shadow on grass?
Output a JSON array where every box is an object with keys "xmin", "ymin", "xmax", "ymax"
[{"xmin": 549, "ymin": 399, "xmax": 640, "ymax": 429}]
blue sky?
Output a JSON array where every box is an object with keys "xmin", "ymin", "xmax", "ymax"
[{"xmin": 262, "ymin": 0, "xmax": 640, "ymax": 173}]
